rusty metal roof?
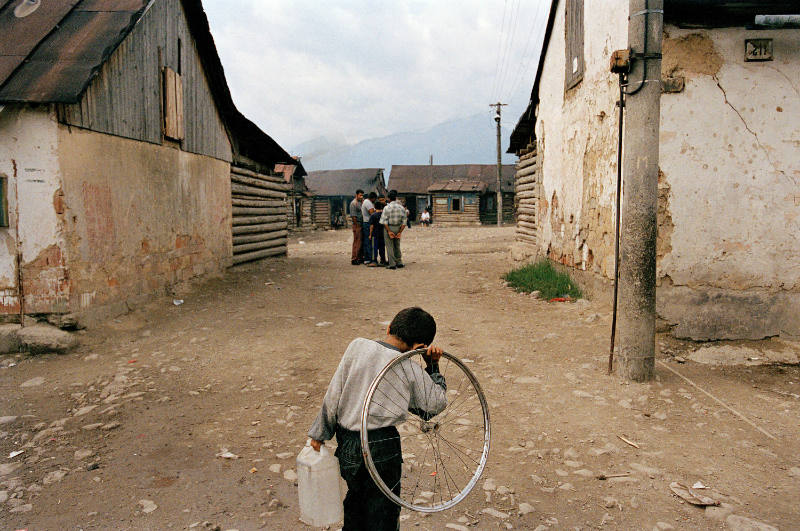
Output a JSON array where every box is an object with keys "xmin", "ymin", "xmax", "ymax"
[
  {"xmin": 389, "ymin": 164, "xmax": 515, "ymax": 194},
  {"xmin": 428, "ymin": 180, "xmax": 488, "ymax": 193},
  {"xmin": 0, "ymin": 0, "xmax": 298, "ymax": 168},
  {"xmin": 306, "ymin": 168, "xmax": 387, "ymax": 197},
  {"xmin": 0, "ymin": 0, "xmax": 149, "ymax": 102}
]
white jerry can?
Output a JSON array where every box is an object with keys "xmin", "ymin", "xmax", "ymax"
[{"xmin": 297, "ymin": 441, "xmax": 344, "ymax": 527}]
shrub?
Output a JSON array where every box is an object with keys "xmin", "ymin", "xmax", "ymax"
[{"xmin": 504, "ymin": 260, "xmax": 583, "ymax": 300}]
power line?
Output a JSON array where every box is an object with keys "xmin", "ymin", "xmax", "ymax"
[
  {"xmin": 489, "ymin": 0, "xmax": 511, "ymax": 101},
  {"xmin": 494, "ymin": 0, "xmax": 522, "ymax": 102},
  {"xmin": 504, "ymin": 1, "xmax": 548, "ymax": 102}
]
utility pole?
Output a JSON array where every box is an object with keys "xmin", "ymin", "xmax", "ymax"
[
  {"xmin": 617, "ymin": 0, "xmax": 663, "ymax": 381},
  {"xmin": 490, "ymin": 102, "xmax": 507, "ymax": 226}
]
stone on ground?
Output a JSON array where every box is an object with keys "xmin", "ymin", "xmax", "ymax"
[
  {"xmin": 725, "ymin": 514, "xmax": 778, "ymax": 531},
  {"xmin": 0, "ymin": 323, "xmax": 21, "ymax": 353},
  {"xmin": 18, "ymin": 323, "xmax": 78, "ymax": 354}
]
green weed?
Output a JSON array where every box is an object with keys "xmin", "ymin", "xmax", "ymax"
[{"xmin": 504, "ymin": 260, "xmax": 583, "ymax": 300}]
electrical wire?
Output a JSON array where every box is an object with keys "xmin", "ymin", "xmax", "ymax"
[
  {"xmin": 490, "ymin": 0, "xmax": 511, "ymax": 101},
  {"xmin": 609, "ymin": 72, "xmax": 625, "ymax": 374},
  {"xmin": 504, "ymin": 1, "xmax": 548, "ymax": 102},
  {"xmin": 494, "ymin": 0, "xmax": 523, "ymax": 101}
]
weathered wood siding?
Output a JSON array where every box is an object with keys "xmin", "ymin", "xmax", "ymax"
[
  {"xmin": 431, "ymin": 193, "xmax": 481, "ymax": 225},
  {"xmin": 231, "ymin": 166, "xmax": 288, "ymax": 264},
  {"xmin": 514, "ymin": 146, "xmax": 539, "ymax": 248},
  {"xmin": 312, "ymin": 198, "xmax": 331, "ymax": 229},
  {"xmin": 57, "ymin": 0, "xmax": 232, "ymax": 162},
  {"xmin": 479, "ymin": 192, "xmax": 516, "ymax": 224}
]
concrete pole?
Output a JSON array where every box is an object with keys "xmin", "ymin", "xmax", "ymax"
[
  {"xmin": 495, "ymin": 112, "xmax": 503, "ymax": 226},
  {"xmin": 616, "ymin": 0, "xmax": 663, "ymax": 381}
]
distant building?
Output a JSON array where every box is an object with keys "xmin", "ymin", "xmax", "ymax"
[
  {"xmin": 305, "ymin": 169, "xmax": 387, "ymax": 229},
  {"xmin": 507, "ymin": 0, "xmax": 800, "ymax": 340},
  {"xmin": 0, "ymin": 0, "xmax": 298, "ymax": 324},
  {"xmin": 388, "ymin": 164, "xmax": 515, "ymax": 224}
]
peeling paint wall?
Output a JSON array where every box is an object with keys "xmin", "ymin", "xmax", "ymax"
[
  {"xmin": 0, "ymin": 106, "xmax": 68, "ymax": 315},
  {"xmin": 530, "ymin": 9, "xmax": 800, "ymax": 340},
  {"xmin": 658, "ymin": 26, "xmax": 800, "ymax": 339},
  {"xmin": 534, "ymin": 0, "xmax": 628, "ymax": 277},
  {"xmin": 57, "ymin": 126, "xmax": 232, "ymax": 320}
]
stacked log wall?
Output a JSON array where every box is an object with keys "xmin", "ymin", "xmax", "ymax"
[
  {"xmin": 515, "ymin": 147, "xmax": 539, "ymax": 248},
  {"xmin": 431, "ymin": 194, "xmax": 481, "ymax": 225},
  {"xmin": 312, "ymin": 198, "xmax": 331, "ymax": 229},
  {"xmin": 231, "ymin": 166, "xmax": 289, "ymax": 264}
]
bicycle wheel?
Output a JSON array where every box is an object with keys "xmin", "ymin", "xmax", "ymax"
[{"xmin": 360, "ymin": 349, "xmax": 491, "ymax": 512}]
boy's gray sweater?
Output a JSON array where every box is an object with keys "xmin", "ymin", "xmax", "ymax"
[{"xmin": 308, "ymin": 338, "xmax": 447, "ymax": 442}]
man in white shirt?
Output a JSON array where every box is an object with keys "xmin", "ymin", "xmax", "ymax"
[{"xmin": 361, "ymin": 192, "xmax": 377, "ymax": 264}]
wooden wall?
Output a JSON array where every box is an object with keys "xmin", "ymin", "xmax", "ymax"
[
  {"xmin": 57, "ymin": 0, "xmax": 232, "ymax": 162},
  {"xmin": 231, "ymin": 166, "xmax": 288, "ymax": 264},
  {"xmin": 479, "ymin": 192, "xmax": 516, "ymax": 224},
  {"xmin": 431, "ymin": 193, "xmax": 481, "ymax": 225},
  {"xmin": 515, "ymin": 146, "xmax": 539, "ymax": 247},
  {"xmin": 312, "ymin": 198, "xmax": 331, "ymax": 229}
]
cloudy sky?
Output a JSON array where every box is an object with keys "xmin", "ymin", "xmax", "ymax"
[{"xmin": 203, "ymin": 1, "xmax": 550, "ymax": 151}]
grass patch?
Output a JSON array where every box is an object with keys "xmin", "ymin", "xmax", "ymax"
[{"xmin": 504, "ymin": 259, "xmax": 583, "ymax": 300}]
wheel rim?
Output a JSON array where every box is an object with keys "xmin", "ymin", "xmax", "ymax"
[{"xmin": 360, "ymin": 350, "xmax": 491, "ymax": 512}]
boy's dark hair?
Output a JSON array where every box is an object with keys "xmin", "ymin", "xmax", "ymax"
[
  {"xmin": 389, "ymin": 307, "xmax": 436, "ymax": 347},
  {"xmin": 368, "ymin": 192, "xmax": 377, "ymax": 200},
  {"xmin": 388, "ymin": 190, "xmax": 398, "ymax": 201},
  {"xmin": 356, "ymin": 189, "xmax": 364, "ymax": 195}
]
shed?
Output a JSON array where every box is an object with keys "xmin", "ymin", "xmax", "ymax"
[
  {"xmin": 427, "ymin": 180, "xmax": 488, "ymax": 226},
  {"xmin": 305, "ymin": 168, "xmax": 387, "ymax": 229},
  {"xmin": 0, "ymin": 0, "xmax": 297, "ymax": 323},
  {"xmin": 506, "ymin": 0, "xmax": 800, "ymax": 340},
  {"xmin": 389, "ymin": 164, "xmax": 515, "ymax": 224}
]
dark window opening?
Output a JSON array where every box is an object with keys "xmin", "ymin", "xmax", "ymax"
[{"xmin": 451, "ymin": 197, "xmax": 462, "ymax": 211}]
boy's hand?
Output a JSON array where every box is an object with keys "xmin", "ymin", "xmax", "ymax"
[
  {"xmin": 421, "ymin": 345, "xmax": 443, "ymax": 364},
  {"xmin": 310, "ymin": 439, "xmax": 323, "ymax": 452}
]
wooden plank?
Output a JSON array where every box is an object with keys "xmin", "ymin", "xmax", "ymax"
[
  {"xmin": 232, "ymin": 246, "xmax": 287, "ymax": 264},
  {"xmin": 231, "ymin": 173, "xmax": 290, "ymax": 192},
  {"xmin": 232, "ymin": 166, "xmax": 285, "ymax": 184},
  {"xmin": 175, "ymin": 68, "xmax": 184, "ymax": 140},
  {"xmin": 233, "ymin": 230, "xmax": 288, "ymax": 245},
  {"xmin": 516, "ymin": 191, "xmax": 538, "ymax": 200},
  {"xmin": 232, "ymin": 214, "xmax": 286, "ymax": 226},
  {"xmin": 233, "ymin": 238, "xmax": 287, "ymax": 254},
  {"xmin": 232, "ymin": 222, "xmax": 287, "ymax": 235},
  {"xmin": 516, "ymin": 181, "xmax": 538, "ymax": 193},
  {"xmin": 232, "ymin": 206, "xmax": 285, "ymax": 216},
  {"xmin": 516, "ymin": 164, "xmax": 538, "ymax": 178},
  {"xmin": 518, "ymin": 220, "xmax": 537, "ymax": 230},
  {"xmin": 516, "ymin": 174, "xmax": 538, "ymax": 187},
  {"xmin": 232, "ymin": 198, "xmax": 285, "ymax": 208},
  {"xmin": 231, "ymin": 183, "xmax": 285, "ymax": 199}
]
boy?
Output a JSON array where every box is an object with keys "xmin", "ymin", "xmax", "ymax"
[
  {"xmin": 308, "ymin": 307, "xmax": 447, "ymax": 531},
  {"xmin": 368, "ymin": 198, "xmax": 387, "ymax": 267}
]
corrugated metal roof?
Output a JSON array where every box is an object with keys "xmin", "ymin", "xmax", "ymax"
[
  {"xmin": 388, "ymin": 164, "xmax": 515, "ymax": 194},
  {"xmin": 306, "ymin": 168, "xmax": 386, "ymax": 197},
  {"xmin": 0, "ymin": 0, "xmax": 298, "ymax": 169},
  {"xmin": 428, "ymin": 180, "xmax": 488, "ymax": 193},
  {"xmin": 0, "ymin": 0, "xmax": 147, "ymax": 102}
]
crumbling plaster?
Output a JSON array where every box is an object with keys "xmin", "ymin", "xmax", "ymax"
[
  {"xmin": 658, "ymin": 26, "xmax": 800, "ymax": 339},
  {"xmin": 0, "ymin": 106, "xmax": 68, "ymax": 314},
  {"xmin": 57, "ymin": 125, "xmax": 233, "ymax": 320},
  {"xmin": 535, "ymin": 0, "xmax": 627, "ymax": 277}
]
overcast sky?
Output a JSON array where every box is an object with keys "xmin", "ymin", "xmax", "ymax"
[{"xmin": 203, "ymin": 1, "xmax": 550, "ymax": 151}]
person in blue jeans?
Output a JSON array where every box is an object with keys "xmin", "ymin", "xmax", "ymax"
[
  {"xmin": 361, "ymin": 192, "xmax": 377, "ymax": 264},
  {"xmin": 368, "ymin": 198, "xmax": 387, "ymax": 267}
]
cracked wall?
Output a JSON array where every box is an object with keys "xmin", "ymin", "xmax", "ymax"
[
  {"xmin": 658, "ymin": 26, "xmax": 800, "ymax": 339},
  {"xmin": 535, "ymin": 0, "xmax": 627, "ymax": 280},
  {"xmin": 531, "ymin": 10, "xmax": 799, "ymax": 340}
]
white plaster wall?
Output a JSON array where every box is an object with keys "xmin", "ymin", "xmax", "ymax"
[
  {"xmin": 659, "ymin": 27, "xmax": 800, "ymax": 292},
  {"xmin": 0, "ymin": 106, "xmax": 63, "ymax": 294},
  {"xmin": 535, "ymin": 0, "xmax": 628, "ymax": 276}
]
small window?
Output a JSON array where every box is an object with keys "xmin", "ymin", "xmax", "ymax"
[
  {"xmin": 451, "ymin": 197, "xmax": 462, "ymax": 211},
  {"xmin": 565, "ymin": 0, "xmax": 584, "ymax": 91},
  {"xmin": 485, "ymin": 195, "xmax": 495, "ymax": 211},
  {"xmin": 163, "ymin": 66, "xmax": 184, "ymax": 141},
  {"xmin": 0, "ymin": 176, "xmax": 8, "ymax": 227}
]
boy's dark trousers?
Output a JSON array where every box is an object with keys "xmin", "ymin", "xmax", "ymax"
[
  {"xmin": 372, "ymin": 234, "xmax": 386, "ymax": 264},
  {"xmin": 335, "ymin": 426, "xmax": 401, "ymax": 531}
]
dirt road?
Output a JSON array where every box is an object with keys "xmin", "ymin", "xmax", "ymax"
[{"xmin": 2, "ymin": 226, "xmax": 799, "ymax": 530}]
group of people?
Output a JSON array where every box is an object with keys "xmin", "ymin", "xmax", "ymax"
[{"xmin": 349, "ymin": 189, "xmax": 408, "ymax": 270}]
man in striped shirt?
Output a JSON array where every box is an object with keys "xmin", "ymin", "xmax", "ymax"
[{"xmin": 379, "ymin": 190, "xmax": 407, "ymax": 269}]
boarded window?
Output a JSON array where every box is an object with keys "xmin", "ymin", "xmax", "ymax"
[
  {"xmin": 451, "ymin": 197, "xmax": 462, "ymax": 211},
  {"xmin": 0, "ymin": 176, "xmax": 8, "ymax": 227},
  {"xmin": 163, "ymin": 67, "xmax": 185, "ymax": 141},
  {"xmin": 565, "ymin": 0, "xmax": 584, "ymax": 90}
]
